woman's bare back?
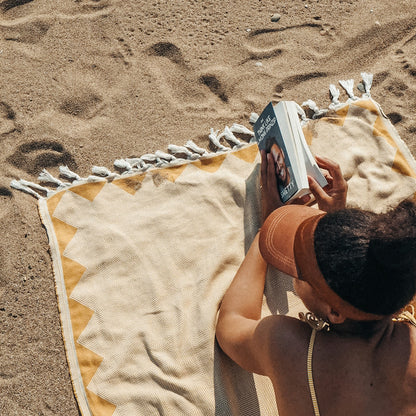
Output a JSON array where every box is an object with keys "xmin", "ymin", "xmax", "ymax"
[{"xmin": 269, "ymin": 319, "xmax": 416, "ymax": 416}]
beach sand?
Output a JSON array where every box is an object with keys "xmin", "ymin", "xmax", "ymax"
[{"xmin": 1, "ymin": 0, "xmax": 416, "ymax": 414}]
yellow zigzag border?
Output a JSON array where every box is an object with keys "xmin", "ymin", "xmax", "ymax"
[
  {"xmin": 303, "ymin": 99, "xmax": 416, "ymax": 183},
  {"xmin": 44, "ymin": 191, "xmax": 116, "ymax": 416},
  {"xmin": 40, "ymin": 145, "xmax": 259, "ymax": 415}
]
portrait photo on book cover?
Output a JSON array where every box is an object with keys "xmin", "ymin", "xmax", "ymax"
[{"xmin": 264, "ymin": 136, "xmax": 295, "ymax": 200}]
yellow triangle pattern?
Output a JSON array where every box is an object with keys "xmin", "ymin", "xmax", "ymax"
[
  {"xmin": 335, "ymin": 104, "xmax": 350, "ymax": 125},
  {"xmin": 70, "ymin": 181, "xmax": 106, "ymax": 202},
  {"xmin": 321, "ymin": 104, "xmax": 349, "ymax": 127},
  {"xmin": 87, "ymin": 390, "xmax": 116, "ymax": 416},
  {"xmin": 192, "ymin": 153, "xmax": 227, "ymax": 173},
  {"xmin": 48, "ymin": 207, "xmax": 115, "ymax": 414},
  {"xmin": 373, "ymin": 116, "xmax": 396, "ymax": 149},
  {"xmin": 373, "ymin": 116, "xmax": 416, "ymax": 178},
  {"xmin": 112, "ymin": 173, "xmax": 147, "ymax": 195},
  {"xmin": 61, "ymin": 256, "xmax": 86, "ymax": 298},
  {"xmin": 230, "ymin": 144, "xmax": 258, "ymax": 163},
  {"xmin": 67, "ymin": 299, "xmax": 95, "ymax": 366},
  {"xmin": 353, "ymin": 99, "xmax": 379, "ymax": 115},
  {"xmin": 76, "ymin": 341, "xmax": 103, "ymax": 387},
  {"xmin": 51, "ymin": 217, "xmax": 78, "ymax": 255},
  {"xmin": 151, "ymin": 164, "xmax": 187, "ymax": 183},
  {"xmin": 392, "ymin": 152, "xmax": 416, "ymax": 179},
  {"xmin": 47, "ymin": 191, "xmax": 66, "ymax": 216},
  {"xmin": 68, "ymin": 298, "xmax": 116, "ymax": 415}
]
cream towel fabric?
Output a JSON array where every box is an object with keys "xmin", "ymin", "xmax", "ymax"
[{"xmin": 38, "ymin": 97, "xmax": 416, "ymax": 415}]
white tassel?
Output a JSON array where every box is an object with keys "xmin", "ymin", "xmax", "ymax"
[
  {"xmin": 329, "ymin": 84, "xmax": 341, "ymax": 106},
  {"xmin": 302, "ymin": 99, "xmax": 327, "ymax": 118},
  {"xmin": 10, "ymin": 180, "xmax": 42, "ymax": 199},
  {"xmin": 124, "ymin": 158, "xmax": 143, "ymax": 168},
  {"xmin": 114, "ymin": 159, "xmax": 132, "ymax": 171},
  {"xmin": 168, "ymin": 144, "xmax": 199, "ymax": 159},
  {"xmin": 249, "ymin": 113, "xmax": 259, "ymax": 124},
  {"xmin": 361, "ymin": 72, "xmax": 373, "ymax": 97},
  {"xmin": 339, "ymin": 79, "xmax": 358, "ymax": 100},
  {"xmin": 230, "ymin": 123, "xmax": 254, "ymax": 136},
  {"xmin": 170, "ymin": 158, "xmax": 188, "ymax": 166},
  {"xmin": 140, "ymin": 154, "xmax": 158, "ymax": 163},
  {"xmin": 208, "ymin": 128, "xmax": 228, "ymax": 152},
  {"xmin": 38, "ymin": 169, "xmax": 68, "ymax": 187},
  {"xmin": 86, "ymin": 175, "xmax": 107, "ymax": 182},
  {"xmin": 218, "ymin": 126, "xmax": 241, "ymax": 146},
  {"xmin": 155, "ymin": 150, "xmax": 176, "ymax": 161},
  {"xmin": 185, "ymin": 140, "xmax": 208, "ymax": 156},
  {"xmin": 295, "ymin": 103, "xmax": 308, "ymax": 122},
  {"xmin": 92, "ymin": 166, "xmax": 112, "ymax": 177},
  {"xmin": 155, "ymin": 160, "xmax": 170, "ymax": 167},
  {"xmin": 302, "ymin": 99, "xmax": 319, "ymax": 113},
  {"xmin": 59, "ymin": 166, "xmax": 81, "ymax": 181},
  {"xmin": 140, "ymin": 163, "xmax": 153, "ymax": 171},
  {"xmin": 19, "ymin": 179, "xmax": 50, "ymax": 193}
]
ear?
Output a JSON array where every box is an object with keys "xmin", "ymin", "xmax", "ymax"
[{"xmin": 327, "ymin": 308, "xmax": 346, "ymax": 325}]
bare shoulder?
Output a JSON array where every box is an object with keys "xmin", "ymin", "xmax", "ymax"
[
  {"xmin": 262, "ymin": 314, "xmax": 312, "ymax": 341},
  {"xmin": 259, "ymin": 315, "xmax": 312, "ymax": 369},
  {"xmin": 258, "ymin": 315, "xmax": 315, "ymax": 407}
]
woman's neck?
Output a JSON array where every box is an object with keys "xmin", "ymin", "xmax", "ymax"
[{"xmin": 331, "ymin": 316, "xmax": 394, "ymax": 343}]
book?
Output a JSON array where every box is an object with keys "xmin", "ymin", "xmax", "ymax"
[{"xmin": 254, "ymin": 101, "xmax": 327, "ymax": 203}]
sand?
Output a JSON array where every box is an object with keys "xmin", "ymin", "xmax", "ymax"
[{"xmin": 1, "ymin": 0, "xmax": 416, "ymax": 414}]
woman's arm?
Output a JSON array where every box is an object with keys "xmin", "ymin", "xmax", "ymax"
[
  {"xmin": 215, "ymin": 152, "xmax": 348, "ymax": 376},
  {"xmin": 215, "ymin": 233, "xmax": 273, "ymax": 375}
]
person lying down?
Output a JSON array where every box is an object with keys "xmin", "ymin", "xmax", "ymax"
[{"xmin": 216, "ymin": 151, "xmax": 416, "ymax": 416}]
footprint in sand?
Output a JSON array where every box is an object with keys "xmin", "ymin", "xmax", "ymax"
[
  {"xmin": 244, "ymin": 23, "xmax": 335, "ymax": 63},
  {"xmin": 0, "ymin": 18, "xmax": 50, "ymax": 44},
  {"xmin": 147, "ymin": 42, "xmax": 186, "ymax": 66},
  {"xmin": 73, "ymin": 0, "xmax": 111, "ymax": 12},
  {"xmin": 59, "ymin": 91, "xmax": 104, "ymax": 120},
  {"xmin": 395, "ymin": 39, "xmax": 416, "ymax": 78},
  {"xmin": 146, "ymin": 41, "xmax": 231, "ymax": 112},
  {"xmin": 385, "ymin": 111, "xmax": 402, "ymax": 125},
  {"xmin": 0, "ymin": 0, "xmax": 33, "ymax": 13},
  {"xmin": 273, "ymin": 71, "xmax": 328, "ymax": 98},
  {"xmin": 198, "ymin": 74, "xmax": 229, "ymax": 103},
  {"xmin": 372, "ymin": 71, "xmax": 390, "ymax": 86},
  {"xmin": 0, "ymin": 186, "xmax": 12, "ymax": 197},
  {"xmin": 7, "ymin": 140, "xmax": 77, "ymax": 175},
  {"xmin": 0, "ymin": 0, "xmax": 112, "ymax": 22},
  {"xmin": 0, "ymin": 102, "xmax": 17, "ymax": 136},
  {"xmin": 383, "ymin": 78, "xmax": 409, "ymax": 98},
  {"xmin": 223, "ymin": 23, "xmax": 335, "ymax": 105},
  {"xmin": 0, "ymin": 185, "xmax": 13, "ymax": 223},
  {"xmin": 110, "ymin": 36, "xmax": 134, "ymax": 68}
]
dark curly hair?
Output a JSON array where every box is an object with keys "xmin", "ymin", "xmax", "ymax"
[{"xmin": 314, "ymin": 200, "xmax": 416, "ymax": 316}]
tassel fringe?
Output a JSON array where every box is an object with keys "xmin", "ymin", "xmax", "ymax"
[{"xmin": 10, "ymin": 73, "xmax": 374, "ymax": 198}]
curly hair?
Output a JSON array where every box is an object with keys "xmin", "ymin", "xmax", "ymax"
[{"xmin": 314, "ymin": 200, "xmax": 416, "ymax": 316}]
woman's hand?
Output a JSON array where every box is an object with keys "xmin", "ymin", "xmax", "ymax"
[
  {"xmin": 308, "ymin": 156, "xmax": 348, "ymax": 213},
  {"xmin": 260, "ymin": 150, "xmax": 283, "ymax": 222}
]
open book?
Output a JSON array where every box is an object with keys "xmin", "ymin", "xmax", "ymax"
[{"xmin": 254, "ymin": 101, "xmax": 327, "ymax": 203}]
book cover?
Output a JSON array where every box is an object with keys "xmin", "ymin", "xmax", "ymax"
[{"xmin": 254, "ymin": 102, "xmax": 299, "ymax": 203}]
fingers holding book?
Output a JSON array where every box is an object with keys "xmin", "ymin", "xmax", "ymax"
[
  {"xmin": 255, "ymin": 101, "xmax": 346, "ymax": 216},
  {"xmin": 260, "ymin": 150, "xmax": 347, "ymax": 219},
  {"xmin": 308, "ymin": 156, "xmax": 348, "ymax": 213}
]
